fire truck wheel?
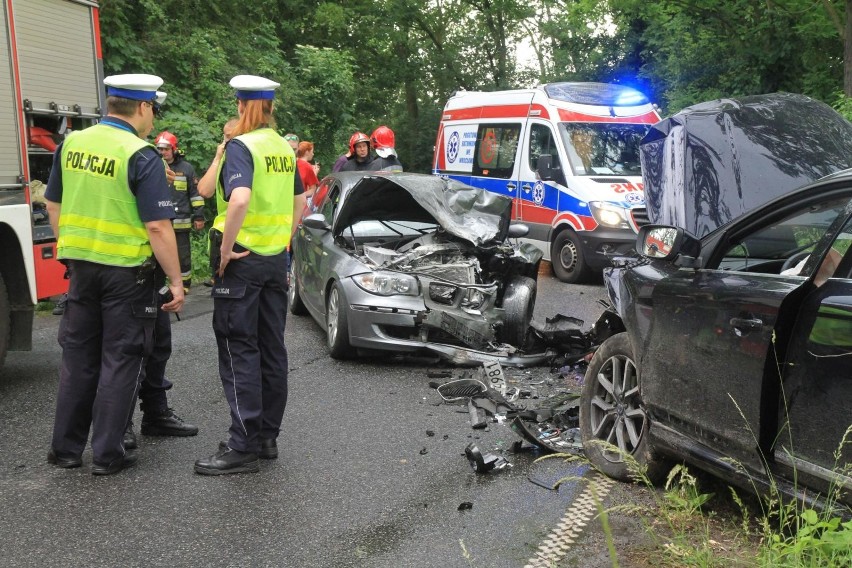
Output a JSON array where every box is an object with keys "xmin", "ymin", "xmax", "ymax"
[
  {"xmin": 551, "ymin": 230, "xmax": 592, "ymax": 284},
  {"xmin": 0, "ymin": 272, "xmax": 10, "ymax": 370}
]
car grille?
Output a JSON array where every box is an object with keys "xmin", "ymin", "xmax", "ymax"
[{"xmin": 630, "ymin": 207, "xmax": 650, "ymax": 232}]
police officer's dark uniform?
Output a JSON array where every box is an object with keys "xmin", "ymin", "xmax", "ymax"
[
  {"xmin": 194, "ymin": 75, "xmax": 305, "ymax": 475},
  {"xmin": 45, "ymin": 74, "xmax": 184, "ymax": 475}
]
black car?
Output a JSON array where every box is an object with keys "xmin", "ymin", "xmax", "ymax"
[{"xmin": 579, "ymin": 94, "xmax": 852, "ymax": 509}]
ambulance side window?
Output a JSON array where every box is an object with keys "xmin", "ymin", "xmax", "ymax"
[
  {"xmin": 528, "ymin": 124, "xmax": 563, "ymax": 174},
  {"xmin": 472, "ymin": 124, "xmax": 520, "ymax": 179}
]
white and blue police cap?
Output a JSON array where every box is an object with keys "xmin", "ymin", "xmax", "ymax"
[
  {"xmin": 155, "ymin": 91, "xmax": 167, "ymax": 105},
  {"xmin": 104, "ymin": 74, "xmax": 163, "ymax": 101},
  {"xmin": 230, "ymin": 75, "xmax": 279, "ymax": 100}
]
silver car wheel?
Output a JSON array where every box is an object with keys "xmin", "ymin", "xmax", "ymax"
[
  {"xmin": 589, "ymin": 352, "xmax": 645, "ymax": 463},
  {"xmin": 327, "ymin": 286, "xmax": 340, "ymax": 346}
]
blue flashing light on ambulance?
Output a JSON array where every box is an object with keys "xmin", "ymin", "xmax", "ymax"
[{"xmin": 432, "ymin": 82, "xmax": 661, "ymax": 283}]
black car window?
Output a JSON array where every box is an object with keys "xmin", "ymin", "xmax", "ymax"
[
  {"xmin": 319, "ymin": 184, "xmax": 340, "ymax": 221},
  {"xmin": 528, "ymin": 123, "xmax": 562, "ymax": 172},
  {"xmin": 718, "ymin": 196, "xmax": 850, "ymax": 274},
  {"xmin": 817, "ymin": 214, "xmax": 852, "ymax": 283}
]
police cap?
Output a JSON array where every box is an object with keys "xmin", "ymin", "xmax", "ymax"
[
  {"xmin": 230, "ymin": 75, "xmax": 280, "ymax": 100},
  {"xmin": 103, "ymin": 74, "xmax": 164, "ymax": 101}
]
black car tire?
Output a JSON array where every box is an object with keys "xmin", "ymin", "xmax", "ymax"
[
  {"xmin": 580, "ymin": 332, "xmax": 667, "ymax": 483},
  {"xmin": 0, "ymin": 272, "xmax": 9, "ymax": 371},
  {"xmin": 499, "ymin": 276, "xmax": 536, "ymax": 346},
  {"xmin": 551, "ymin": 229, "xmax": 593, "ymax": 284},
  {"xmin": 326, "ymin": 281, "xmax": 352, "ymax": 359},
  {"xmin": 288, "ymin": 262, "xmax": 307, "ymax": 316}
]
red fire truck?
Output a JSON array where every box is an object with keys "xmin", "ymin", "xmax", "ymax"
[{"xmin": 0, "ymin": 0, "xmax": 104, "ymax": 370}]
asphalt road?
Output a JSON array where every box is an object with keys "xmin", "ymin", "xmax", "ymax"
[{"xmin": 0, "ymin": 267, "xmax": 646, "ymax": 568}]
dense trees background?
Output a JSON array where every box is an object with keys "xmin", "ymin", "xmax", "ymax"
[{"xmin": 100, "ymin": 0, "xmax": 852, "ymax": 176}]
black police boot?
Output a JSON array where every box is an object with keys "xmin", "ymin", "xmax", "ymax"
[
  {"xmin": 92, "ymin": 451, "xmax": 138, "ymax": 476},
  {"xmin": 141, "ymin": 408, "xmax": 199, "ymax": 437},
  {"xmin": 47, "ymin": 448, "xmax": 82, "ymax": 469},
  {"xmin": 194, "ymin": 446, "xmax": 259, "ymax": 476},
  {"xmin": 124, "ymin": 421, "xmax": 138, "ymax": 450},
  {"xmin": 259, "ymin": 438, "xmax": 278, "ymax": 460}
]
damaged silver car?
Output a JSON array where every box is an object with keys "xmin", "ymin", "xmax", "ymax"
[{"xmin": 289, "ymin": 172, "xmax": 543, "ymax": 364}]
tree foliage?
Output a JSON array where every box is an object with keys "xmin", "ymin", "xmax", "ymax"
[{"xmin": 99, "ymin": 0, "xmax": 852, "ymax": 175}]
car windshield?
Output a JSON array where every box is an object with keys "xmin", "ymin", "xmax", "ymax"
[{"xmin": 559, "ymin": 122, "xmax": 648, "ymax": 176}]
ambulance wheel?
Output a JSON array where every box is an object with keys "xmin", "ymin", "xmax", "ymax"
[
  {"xmin": 326, "ymin": 282, "xmax": 352, "ymax": 359},
  {"xmin": 499, "ymin": 276, "xmax": 536, "ymax": 346},
  {"xmin": 551, "ymin": 230, "xmax": 592, "ymax": 284},
  {"xmin": 0, "ymin": 273, "xmax": 10, "ymax": 371},
  {"xmin": 288, "ymin": 262, "xmax": 307, "ymax": 316}
]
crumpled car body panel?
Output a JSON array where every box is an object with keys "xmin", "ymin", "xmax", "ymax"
[{"xmin": 641, "ymin": 92, "xmax": 852, "ymax": 238}]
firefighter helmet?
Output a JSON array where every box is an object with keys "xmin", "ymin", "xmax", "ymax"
[
  {"xmin": 155, "ymin": 131, "xmax": 178, "ymax": 151},
  {"xmin": 348, "ymin": 131, "xmax": 370, "ymax": 154},
  {"xmin": 370, "ymin": 126, "xmax": 396, "ymax": 158}
]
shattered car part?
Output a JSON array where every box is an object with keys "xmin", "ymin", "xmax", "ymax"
[
  {"xmin": 465, "ymin": 443, "xmax": 511, "ymax": 473},
  {"xmin": 433, "ymin": 362, "xmax": 586, "ymax": 454},
  {"xmin": 435, "ymin": 378, "xmax": 487, "ymax": 403},
  {"xmin": 290, "ymin": 172, "xmax": 546, "ymax": 364}
]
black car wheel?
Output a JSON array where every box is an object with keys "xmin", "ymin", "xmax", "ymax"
[
  {"xmin": 288, "ymin": 261, "xmax": 307, "ymax": 316},
  {"xmin": 580, "ymin": 332, "xmax": 667, "ymax": 483},
  {"xmin": 326, "ymin": 282, "xmax": 352, "ymax": 359},
  {"xmin": 551, "ymin": 229, "xmax": 593, "ymax": 284},
  {"xmin": 499, "ymin": 276, "xmax": 536, "ymax": 346}
]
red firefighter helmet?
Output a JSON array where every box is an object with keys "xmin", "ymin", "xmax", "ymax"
[
  {"xmin": 155, "ymin": 131, "xmax": 178, "ymax": 152},
  {"xmin": 348, "ymin": 131, "xmax": 370, "ymax": 154},
  {"xmin": 370, "ymin": 126, "xmax": 396, "ymax": 157}
]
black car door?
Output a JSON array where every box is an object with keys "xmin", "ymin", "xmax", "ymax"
[
  {"xmin": 774, "ymin": 206, "xmax": 852, "ymax": 504},
  {"xmin": 640, "ymin": 193, "xmax": 852, "ymax": 474}
]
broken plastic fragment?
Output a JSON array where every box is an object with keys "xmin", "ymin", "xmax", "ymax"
[{"xmin": 465, "ymin": 443, "xmax": 511, "ymax": 473}]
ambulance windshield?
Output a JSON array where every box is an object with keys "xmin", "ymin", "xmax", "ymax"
[{"xmin": 559, "ymin": 123, "xmax": 648, "ymax": 177}]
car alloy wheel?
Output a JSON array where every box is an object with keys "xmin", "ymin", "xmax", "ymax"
[
  {"xmin": 580, "ymin": 332, "xmax": 667, "ymax": 483},
  {"xmin": 326, "ymin": 282, "xmax": 351, "ymax": 359}
]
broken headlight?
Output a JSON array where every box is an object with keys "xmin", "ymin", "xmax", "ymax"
[
  {"xmin": 352, "ymin": 271, "xmax": 419, "ymax": 296},
  {"xmin": 589, "ymin": 201, "xmax": 630, "ymax": 229},
  {"xmin": 461, "ymin": 289, "xmax": 486, "ymax": 310}
]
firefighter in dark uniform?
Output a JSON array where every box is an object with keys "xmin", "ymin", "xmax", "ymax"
[
  {"xmin": 45, "ymin": 74, "xmax": 184, "ymax": 475},
  {"xmin": 194, "ymin": 75, "xmax": 306, "ymax": 475},
  {"xmin": 122, "ymin": 93, "xmax": 198, "ymax": 451},
  {"xmin": 154, "ymin": 130, "xmax": 204, "ymax": 292}
]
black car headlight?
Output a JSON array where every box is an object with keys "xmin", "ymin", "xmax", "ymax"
[{"xmin": 352, "ymin": 271, "xmax": 419, "ymax": 296}]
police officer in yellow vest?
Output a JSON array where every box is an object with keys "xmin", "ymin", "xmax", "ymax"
[
  {"xmin": 194, "ymin": 75, "xmax": 306, "ymax": 475},
  {"xmin": 45, "ymin": 74, "xmax": 184, "ymax": 475}
]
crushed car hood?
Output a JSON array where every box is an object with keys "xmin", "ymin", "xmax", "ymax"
[
  {"xmin": 334, "ymin": 173, "xmax": 512, "ymax": 246},
  {"xmin": 640, "ymin": 92, "xmax": 852, "ymax": 237}
]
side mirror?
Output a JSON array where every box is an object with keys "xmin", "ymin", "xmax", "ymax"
[
  {"xmin": 537, "ymin": 154, "xmax": 554, "ymax": 181},
  {"xmin": 507, "ymin": 223, "xmax": 529, "ymax": 238},
  {"xmin": 636, "ymin": 224, "xmax": 701, "ymax": 261},
  {"xmin": 303, "ymin": 213, "xmax": 331, "ymax": 231}
]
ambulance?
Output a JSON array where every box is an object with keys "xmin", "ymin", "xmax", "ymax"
[
  {"xmin": 0, "ymin": 0, "xmax": 104, "ymax": 371},
  {"xmin": 432, "ymin": 82, "xmax": 661, "ymax": 283}
]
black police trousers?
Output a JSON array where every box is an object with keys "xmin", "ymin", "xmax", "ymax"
[
  {"xmin": 138, "ymin": 307, "xmax": 173, "ymax": 415},
  {"xmin": 51, "ymin": 260, "xmax": 157, "ymax": 466},
  {"xmin": 212, "ymin": 247, "xmax": 289, "ymax": 454}
]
